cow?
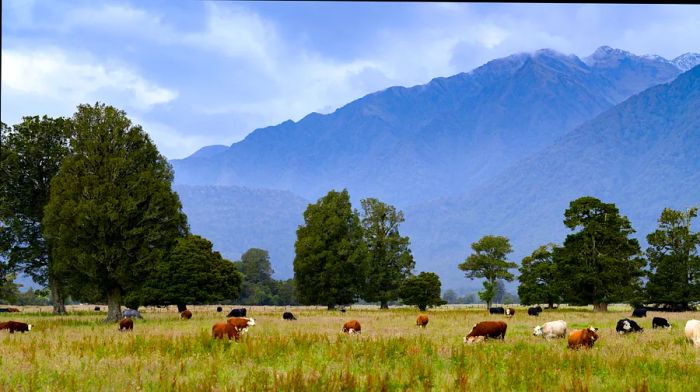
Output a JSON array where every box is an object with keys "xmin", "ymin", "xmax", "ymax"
[
  {"xmin": 568, "ymin": 326, "xmax": 599, "ymax": 349},
  {"xmin": 632, "ymin": 308, "xmax": 647, "ymax": 318},
  {"xmin": 0, "ymin": 309, "xmax": 8, "ymax": 313},
  {"xmin": 212, "ymin": 322, "xmax": 240, "ymax": 341},
  {"xmin": 123, "ymin": 308, "xmax": 143, "ymax": 319},
  {"xmin": 464, "ymin": 321, "xmax": 507, "ymax": 344},
  {"xmin": 505, "ymin": 308, "xmax": 515, "ymax": 318},
  {"xmin": 684, "ymin": 320, "xmax": 700, "ymax": 348},
  {"xmin": 283, "ymin": 311, "xmax": 297, "ymax": 321},
  {"xmin": 0, "ymin": 321, "xmax": 32, "ymax": 333},
  {"xmin": 216, "ymin": 306, "xmax": 223, "ymax": 313},
  {"xmin": 227, "ymin": 317, "xmax": 256, "ymax": 334},
  {"xmin": 616, "ymin": 318, "xmax": 643, "ymax": 334},
  {"xmin": 94, "ymin": 306, "xmax": 101, "ymax": 312},
  {"xmin": 528, "ymin": 306, "xmax": 542, "ymax": 316},
  {"xmin": 652, "ymin": 317, "xmax": 671, "ymax": 329},
  {"xmin": 342, "ymin": 320, "xmax": 361, "ymax": 335},
  {"xmin": 533, "ymin": 320, "xmax": 567, "ymax": 340},
  {"xmin": 118, "ymin": 318, "xmax": 133, "ymax": 331},
  {"xmin": 416, "ymin": 315, "xmax": 429, "ymax": 328},
  {"xmin": 488, "ymin": 307, "xmax": 505, "ymax": 315},
  {"xmin": 227, "ymin": 308, "xmax": 247, "ymax": 318},
  {"xmin": 181, "ymin": 310, "xmax": 193, "ymax": 320},
  {"xmin": 7, "ymin": 308, "xmax": 20, "ymax": 312}
]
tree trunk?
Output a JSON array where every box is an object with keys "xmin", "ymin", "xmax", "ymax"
[
  {"xmin": 177, "ymin": 303, "xmax": 187, "ymax": 312},
  {"xmin": 592, "ymin": 302, "xmax": 608, "ymax": 312},
  {"xmin": 548, "ymin": 301, "xmax": 554, "ymax": 309},
  {"xmin": 49, "ymin": 273, "xmax": 66, "ymax": 315},
  {"xmin": 104, "ymin": 288, "xmax": 123, "ymax": 323},
  {"xmin": 380, "ymin": 300, "xmax": 389, "ymax": 309},
  {"xmin": 419, "ymin": 304, "xmax": 427, "ymax": 311},
  {"xmin": 327, "ymin": 304, "xmax": 336, "ymax": 310}
]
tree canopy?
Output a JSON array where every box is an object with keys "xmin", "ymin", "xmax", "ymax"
[
  {"xmin": 42, "ymin": 103, "xmax": 188, "ymax": 321},
  {"xmin": 399, "ymin": 272, "xmax": 446, "ymax": 311},
  {"xmin": 458, "ymin": 235, "xmax": 516, "ymax": 308},
  {"xmin": 518, "ymin": 244, "xmax": 561, "ymax": 308},
  {"xmin": 293, "ymin": 189, "xmax": 368, "ymax": 309}
]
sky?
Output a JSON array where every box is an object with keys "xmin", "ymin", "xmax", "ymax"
[{"xmin": 2, "ymin": 2, "xmax": 699, "ymax": 159}]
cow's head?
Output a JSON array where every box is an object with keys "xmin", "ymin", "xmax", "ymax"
[
  {"xmin": 246, "ymin": 318, "xmax": 256, "ymax": 327},
  {"xmin": 27, "ymin": 324, "xmax": 32, "ymax": 331},
  {"xmin": 533, "ymin": 325, "xmax": 543, "ymax": 336},
  {"xmin": 464, "ymin": 336, "xmax": 485, "ymax": 345}
]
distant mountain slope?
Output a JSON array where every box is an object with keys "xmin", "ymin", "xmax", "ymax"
[
  {"xmin": 172, "ymin": 47, "xmax": 687, "ymax": 206},
  {"xmin": 174, "ymin": 185, "xmax": 309, "ymax": 279},
  {"xmin": 404, "ymin": 65, "xmax": 700, "ymax": 290}
]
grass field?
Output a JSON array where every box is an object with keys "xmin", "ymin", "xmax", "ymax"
[{"xmin": 2, "ymin": 305, "xmax": 699, "ymax": 391}]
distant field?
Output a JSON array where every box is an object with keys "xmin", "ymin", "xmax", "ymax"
[{"xmin": 2, "ymin": 305, "xmax": 699, "ymax": 391}]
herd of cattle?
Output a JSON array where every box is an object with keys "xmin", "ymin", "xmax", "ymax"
[{"xmin": 2, "ymin": 306, "xmax": 700, "ymax": 349}]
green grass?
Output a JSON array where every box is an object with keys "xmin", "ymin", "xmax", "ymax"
[{"xmin": 2, "ymin": 305, "xmax": 699, "ymax": 391}]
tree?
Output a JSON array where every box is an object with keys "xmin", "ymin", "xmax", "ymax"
[
  {"xmin": 458, "ymin": 235, "xmax": 517, "ymax": 309},
  {"xmin": 293, "ymin": 189, "xmax": 368, "ymax": 309},
  {"xmin": 233, "ymin": 248, "xmax": 277, "ymax": 305},
  {"xmin": 518, "ymin": 244, "xmax": 561, "ymax": 308},
  {"xmin": 132, "ymin": 235, "xmax": 242, "ymax": 311},
  {"xmin": 0, "ymin": 116, "xmax": 73, "ymax": 314},
  {"xmin": 553, "ymin": 197, "xmax": 644, "ymax": 312},
  {"xmin": 646, "ymin": 207, "xmax": 700, "ymax": 310},
  {"xmin": 399, "ymin": 272, "xmax": 447, "ymax": 311},
  {"xmin": 0, "ymin": 273, "xmax": 20, "ymax": 304},
  {"xmin": 43, "ymin": 103, "xmax": 188, "ymax": 322},
  {"xmin": 360, "ymin": 198, "xmax": 415, "ymax": 309}
]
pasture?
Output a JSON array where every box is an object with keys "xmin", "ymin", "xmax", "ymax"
[{"xmin": 2, "ymin": 305, "xmax": 699, "ymax": 391}]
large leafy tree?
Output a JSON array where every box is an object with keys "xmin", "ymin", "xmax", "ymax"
[
  {"xmin": 43, "ymin": 103, "xmax": 188, "ymax": 322},
  {"xmin": 233, "ymin": 248, "xmax": 277, "ymax": 305},
  {"xmin": 518, "ymin": 244, "xmax": 561, "ymax": 308},
  {"xmin": 360, "ymin": 198, "xmax": 415, "ymax": 309},
  {"xmin": 293, "ymin": 189, "xmax": 368, "ymax": 309},
  {"xmin": 399, "ymin": 272, "xmax": 446, "ymax": 311},
  {"xmin": 132, "ymin": 235, "xmax": 242, "ymax": 311},
  {"xmin": 646, "ymin": 207, "xmax": 700, "ymax": 310},
  {"xmin": 553, "ymin": 196, "xmax": 644, "ymax": 312},
  {"xmin": 458, "ymin": 235, "xmax": 517, "ymax": 309},
  {"xmin": 0, "ymin": 116, "xmax": 73, "ymax": 313}
]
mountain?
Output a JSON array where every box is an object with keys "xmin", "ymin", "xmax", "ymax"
[
  {"xmin": 171, "ymin": 47, "xmax": 686, "ymax": 207},
  {"xmin": 403, "ymin": 65, "xmax": 700, "ymax": 290},
  {"xmin": 174, "ymin": 185, "xmax": 309, "ymax": 279},
  {"xmin": 672, "ymin": 53, "xmax": 700, "ymax": 71}
]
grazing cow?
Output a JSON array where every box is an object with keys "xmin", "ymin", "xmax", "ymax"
[
  {"xmin": 528, "ymin": 307, "xmax": 542, "ymax": 316},
  {"xmin": 632, "ymin": 308, "xmax": 647, "ymax": 318},
  {"xmin": 216, "ymin": 306, "xmax": 223, "ymax": 313},
  {"xmin": 652, "ymin": 317, "xmax": 671, "ymax": 329},
  {"xmin": 118, "ymin": 318, "xmax": 133, "ymax": 331},
  {"xmin": 123, "ymin": 308, "xmax": 143, "ymax": 319},
  {"xmin": 0, "ymin": 309, "xmax": 8, "ymax": 313},
  {"xmin": 342, "ymin": 320, "xmax": 362, "ymax": 335},
  {"xmin": 7, "ymin": 308, "xmax": 20, "ymax": 312},
  {"xmin": 227, "ymin": 308, "xmax": 247, "ymax": 318},
  {"xmin": 616, "ymin": 318, "xmax": 643, "ymax": 334},
  {"xmin": 464, "ymin": 321, "xmax": 507, "ymax": 344},
  {"xmin": 505, "ymin": 308, "xmax": 515, "ymax": 318},
  {"xmin": 283, "ymin": 311, "xmax": 297, "ymax": 321},
  {"xmin": 227, "ymin": 317, "xmax": 256, "ymax": 334},
  {"xmin": 684, "ymin": 320, "xmax": 700, "ymax": 348},
  {"xmin": 94, "ymin": 306, "xmax": 101, "ymax": 312},
  {"xmin": 488, "ymin": 307, "xmax": 505, "ymax": 315},
  {"xmin": 568, "ymin": 326, "xmax": 599, "ymax": 349},
  {"xmin": 533, "ymin": 320, "xmax": 567, "ymax": 339},
  {"xmin": 212, "ymin": 322, "xmax": 240, "ymax": 341},
  {"xmin": 416, "ymin": 315, "xmax": 429, "ymax": 328},
  {"xmin": 0, "ymin": 321, "xmax": 32, "ymax": 333},
  {"xmin": 181, "ymin": 310, "xmax": 193, "ymax": 320}
]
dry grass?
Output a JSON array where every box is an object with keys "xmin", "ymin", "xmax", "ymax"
[{"xmin": 1, "ymin": 305, "xmax": 699, "ymax": 391}]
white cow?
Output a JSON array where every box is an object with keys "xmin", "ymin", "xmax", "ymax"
[
  {"xmin": 684, "ymin": 320, "xmax": 700, "ymax": 347},
  {"xmin": 533, "ymin": 320, "xmax": 567, "ymax": 339}
]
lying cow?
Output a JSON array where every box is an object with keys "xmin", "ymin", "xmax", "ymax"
[
  {"xmin": 0, "ymin": 321, "xmax": 32, "ymax": 333},
  {"xmin": 652, "ymin": 317, "xmax": 671, "ymax": 329},
  {"xmin": 464, "ymin": 321, "xmax": 507, "ymax": 344},
  {"xmin": 528, "ymin": 306, "xmax": 542, "ymax": 316},
  {"xmin": 342, "ymin": 320, "xmax": 361, "ymax": 335},
  {"xmin": 216, "ymin": 306, "xmax": 223, "ymax": 313},
  {"xmin": 227, "ymin": 317, "xmax": 256, "ymax": 334},
  {"xmin": 489, "ymin": 307, "xmax": 505, "ymax": 315},
  {"xmin": 632, "ymin": 308, "xmax": 647, "ymax": 318},
  {"xmin": 123, "ymin": 308, "xmax": 143, "ymax": 319},
  {"xmin": 181, "ymin": 310, "xmax": 193, "ymax": 320},
  {"xmin": 568, "ymin": 326, "xmax": 599, "ymax": 349},
  {"xmin": 616, "ymin": 318, "xmax": 643, "ymax": 334},
  {"xmin": 416, "ymin": 315, "xmax": 429, "ymax": 328},
  {"xmin": 283, "ymin": 311, "xmax": 297, "ymax": 321},
  {"xmin": 684, "ymin": 320, "xmax": 700, "ymax": 348},
  {"xmin": 227, "ymin": 308, "xmax": 247, "ymax": 318},
  {"xmin": 505, "ymin": 308, "xmax": 515, "ymax": 318},
  {"xmin": 533, "ymin": 320, "xmax": 567, "ymax": 339}
]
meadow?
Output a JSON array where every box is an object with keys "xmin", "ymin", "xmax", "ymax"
[{"xmin": 1, "ymin": 305, "xmax": 699, "ymax": 391}]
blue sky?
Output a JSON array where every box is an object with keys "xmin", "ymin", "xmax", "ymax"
[{"xmin": 2, "ymin": 2, "xmax": 699, "ymax": 159}]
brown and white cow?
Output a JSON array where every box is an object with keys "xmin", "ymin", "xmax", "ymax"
[
  {"xmin": 342, "ymin": 320, "xmax": 362, "ymax": 334},
  {"xmin": 212, "ymin": 322, "xmax": 241, "ymax": 341},
  {"xmin": 464, "ymin": 321, "xmax": 507, "ymax": 344},
  {"xmin": 505, "ymin": 308, "xmax": 515, "ymax": 318},
  {"xmin": 416, "ymin": 315, "xmax": 429, "ymax": 328},
  {"xmin": 568, "ymin": 326, "xmax": 599, "ymax": 349},
  {"xmin": 0, "ymin": 321, "xmax": 32, "ymax": 333},
  {"xmin": 7, "ymin": 308, "xmax": 20, "ymax": 312},
  {"xmin": 181, "ymin": 310, "xmax": 193, "ymax": 320},
  {"xmin": 227, "ymin": 317, "xmax": 256, "ymax": 334},
  {"xmin": 118, "ymin": 318, "xmax": 133, "ymax": 331}
]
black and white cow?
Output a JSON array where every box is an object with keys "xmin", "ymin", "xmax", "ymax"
[
  {"xmin": 652, "ymin": 317, "xmax": 671, "ymax": 329},
  {"xmin": 489, "ymin": 307, "xmax": 505, "ymax": 315},
  {"xmin": 632, "ymin": 308, "xmax": 647, "ymax": 318},
  {"xmin": 616, "ymin": 318, "xmax": 643, "ymax": 334}
]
